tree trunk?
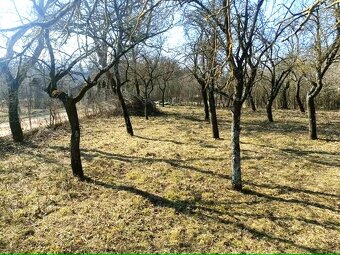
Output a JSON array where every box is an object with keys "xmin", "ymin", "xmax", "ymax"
[
  {"xmin": 231, "ymin": 101, "xmax": 242, "ymax": 191},
  {"xmin": 307, "ymin": 95, "xmax": 317, "ymax": 140},
  {"xmin": 144, "ymin": 93, "xmax": 149, "ymax": 120},
  {"xmin": 248, "ymin": 94, "xmax": 256, "ymax": 111},
  {"xmin": 296, "ymin": 80, "xmax": 305, "ymax": 113},
  {"xmin": 266, "ymin": 99, "xmax": 274, "ymax": 122},
  {"xmin": 208, "ymin": 88, "xmax": 219, "ymax": 138},
  {"xmin": 135, "ymin": 80, "xmax": 140, "ymax": 97},
  {"xmin": 161, "ymin": 89, "xmax": 165, "ymax": 107},
  {"xmin": 106, "ymin": 71, "xmax": 117, "ymax": 95},
  {"xmin": 62, "ymin": 98, "xmax": 84, "ymax": 180},
  {"xmin": 8, "ymin": 88, "xmax": 24, "ymax": 142},
  {"xmin": 201, "ymin": 85, "xmax": 210, "ymax": 121},
  {"xmin": 117, "ymin": 86, "xmax": 134, "ymax": 136},
  {"xmin": 281, "ymin": 84, "xmax": 289, "ymax": 109}
]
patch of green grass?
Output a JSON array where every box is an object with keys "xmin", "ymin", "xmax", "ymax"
[{"xmin": 0, "ymin": 106, "xmax": 339, "ymax": 253}]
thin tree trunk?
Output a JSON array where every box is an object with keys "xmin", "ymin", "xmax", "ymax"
[
  {"xmin": 106, "ymin": 71, "xmax": 117, "ymax": 95},
  {"xmin": 208, "ymin": 88, "xmax": 219, "ymax": 138},
  {"xmin": 8, "ymin": 88, "xmax": 23, "ymax": 142},
  {"xmin": 145, "ymin": 93, "xmax": 149, "ymax": 120},
  {"xmin": 281, "ymin": 84, "xmax": 289, "ymax": 109},
  {"xmin": 132, "ymin": 48, "xmax": 140, "ymax": 96},
  {"xmin": 266, "ymin": 99, "xmax": 274, "ymax": 122},
  {"xmin": 117, "ymin": 86, "xmax": 134, "ymax": 136},
  {"xmin": 201, "ymin": 85, "xmax": 210, "ymax": 121},
  {"xmin": 63, "ymin": 98, "xmax": 84, "ymax": 180},
  {"xmin": 135, "ymin": 80, "xmax": 140, "ymax": 97},
  {"xmin": 231, "ymin": 101, "xmax": 242, "ymax": 191},
  {"xmin": 161, "ymin": 89, "xmax": 165, "ymax": 107},
  {"xmin": 307, "ymin": 95, "xmax": 317, "ymax": 140},
  {"xmin": 296, "ymin": 79, "xmax": 305, "ymax": 113},
  {"xmin": 249, "ymin": 94, "xmax": 256, "ymax": 111}
]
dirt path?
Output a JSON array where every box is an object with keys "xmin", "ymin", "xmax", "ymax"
[{"xmin": 0, "ymin": 111, "xmax": 68, "ymax": 137}]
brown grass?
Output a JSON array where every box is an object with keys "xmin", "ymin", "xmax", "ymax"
[{"xmin": 0, "ymin": 106, "xmax": 339, "ymax": 253}]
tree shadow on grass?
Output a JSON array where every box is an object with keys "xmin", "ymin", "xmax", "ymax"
[
  {"xmin": 84, "ymin": 175, "xmax": 324, "ymax": 253},
  {"xmin": 134, "ymin": 135, "xmax": 184, "ymax": 145},
  {"xmin": 50, "ymin": 146, "xmax": 230, "ymax": 180},
  {"xmin": 319, "ymin": 137, "xmax": 340, "ymax": 142},
  {"xmin": 245, "ymin": 180, "xmax": 339, "ymax": 199},
  {"xmin": 51, "ymin": 145, "xmax": 338, "ymax": 202},
  {"xmin": 0, "ymin": 139, "xmax": 39, "ymax": 160},
  {"xmin": 164, "ymin": 111, "xmax": 207, "ymax": 123},
  {"xmin": 241, "ymin": 188, "xmax": 339, "ymax": 214},
  {"xmin": 84, "ymin": 176, "xmax": 195, "ymax": 214},
  {"xmin": 242, "ymin": 120, "xmax": 308, "ymax": 134},
  {"xmin": 242, "ymin": 119, "xmax": 340, "ymax": 141},
  {"xmin": 280, "ymin": 148, "xmax": 340, "ymax": 168},
  {"xmin": 33, "ymin": 144, "xmax": 337, "ymax": 252}
]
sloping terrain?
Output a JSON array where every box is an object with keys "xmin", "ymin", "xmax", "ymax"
[{"xmin": 0, "ymin": 106, "xmax": 339, "ymax": 253}]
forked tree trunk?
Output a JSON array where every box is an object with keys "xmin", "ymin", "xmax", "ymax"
[
  {"xmin": 231, "ymin": 100, "xmax": 242, "ymax": 191},
  {"xmin": 307, "ymin": 95, "xmax": 317, "ymax": 140},
  {"xmin": 208, "ymin": 88, "xmax": 219, "ymax": 138},
  {"xmin": 63, "ymin": 99, "xmax": 84, "ymax": 180},
  {"xmin": 201, "ymin": 85, "xmax": 210, "ymax": 121},
  {"xmin": 117, "ymin": 86, "xmax": 134, "ymax": 136},
  {"xmin": 296, "ymin": 79, "xmax": 305, "ymax": 113},
  {"xmin": 266, "ymin": 99, "xmax": 274, "ymax": 122},
  {"xmin": 8, "ymin": 88, "xmax": 24, "ymax": 142}
]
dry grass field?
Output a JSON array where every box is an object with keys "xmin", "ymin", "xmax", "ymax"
[{"xmin": 0, "ymin": 106, "xmax": 339, "ymax": 253}]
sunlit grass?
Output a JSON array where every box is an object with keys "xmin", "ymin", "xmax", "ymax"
[{"xmin": 0, "ymin": 106, "xmax": 339, "ymax": 253}]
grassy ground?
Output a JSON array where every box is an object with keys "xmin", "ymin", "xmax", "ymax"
[{"xmin": 0, "ymin": 106, "xmax": 339, "ymax": 253}]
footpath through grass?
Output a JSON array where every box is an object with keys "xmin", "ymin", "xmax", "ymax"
[{"xmin": 0, "ymin": 106, "xmax": 339, "ymax": 253}]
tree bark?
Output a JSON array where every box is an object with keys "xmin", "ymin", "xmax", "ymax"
[
  {"xmin": 8, "ymin": 88, "xmax": 24, "ymax": 142},
  {"xmin": 161, "ymin": 88, "xmax": 165, "ymax": 107},
  {"xmin": 117, "ymin": 86, "xmax": 134, "ymax": 136},
  {"xmin": 266, "ymin": 99, "xmax": 274, "ymax": 122},
  {"xmin": 201, "ymin": 85, "xmax": 210, "ymax": 121},
  {"xmin": 135, "ymin": 80, "xmax": 140, "ymax": 97},
  {"xmin": 231, "ymin": 100, "xmax": 242, "ymax": 191},
  {"xmin": 144, "ymin": 92, "xmax": 149, "ymax": 120},
  {"xmin": 281, "ymin": 83, "xmax": 289, "ymax": 109},
  {"xmin": 208, "ymin": 88, "xmax": 219, "ymax": 138},
  {"xmin": 307, "ymin": 95, "xmax": 317, "ymax": 140},
  {"xmin": 248, "ymin": 94, "xmax": 256, "ymax": 111},
  {"xmin": 296, "ymin": 79, "xmax": 305, "ymax": 113},
  {"xmin": 52, "ymin": 91, "xmax": 84, "ymax": 180}
]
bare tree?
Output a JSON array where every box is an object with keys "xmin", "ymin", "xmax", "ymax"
[
  {"xmin": 184, "ymin": 33, "xmax": 210, "ymax": 121},
  {"xmin": 157, "ymin": 57, "xmax": 177, "ymax": 107},
  {"xmin": 292, "ymin": 70, "xmax": 306, "ymax": 113},
  {"xmin": 81, "ymin": 0, "xmax": 174, "ymax": 134},
  {"xmin": 135, "ymin": 50, "xmax": 162, "ymax": 120},
  {"xmin": 188, "ymin": 0, "xmax": 298, "ymax": 190},
  {"xmin": 303, "ymin": 2, "xmax": 340, "ymax": 139},
  {"xmin": 0, "ymin": 0, "xmax": 47, "ymax": 142},
  {"xmin": 183, "ymin": 9, "xmax": 221, "ymax": 137},
  {"xmin": 3, "ymin": 0, "xmax": 171, "ymax": 179},
  {"xmin": 262, "ymin": 45, "xmax": 295, "ymax": 122}
]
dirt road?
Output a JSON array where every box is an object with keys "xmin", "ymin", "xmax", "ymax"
[{"xmin": 0, "ymin": 111, "xmax": 68, "ymax": 137}]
